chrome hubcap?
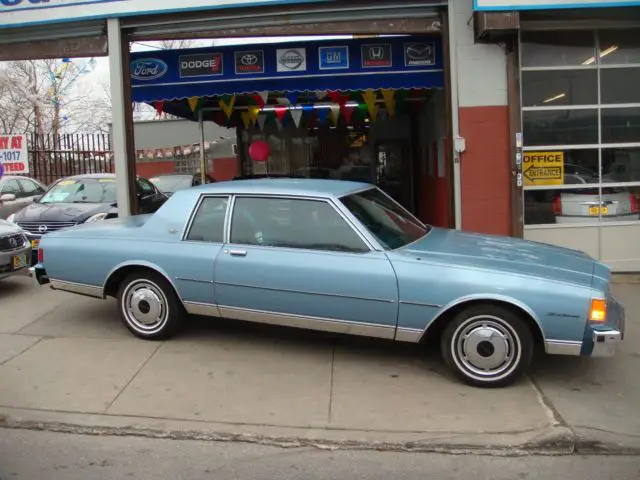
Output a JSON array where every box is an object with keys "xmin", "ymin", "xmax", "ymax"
[
  {"xmin": 123, "ymin": 280, "xmax": 167, "ymax": 332},
  {"xmin": 452, "ymin": 315, "xmax": 521, "ymax": 380}
]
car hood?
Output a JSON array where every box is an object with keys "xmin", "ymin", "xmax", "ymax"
[
  {"xmin": 392, "ymin": 227, "xmax": 599, "ymax": 287},
  {"xmin": 13, "ymin": 202, "xmax": 117, "ymax": 223},
  {"xmin": 0, "ymin": 219, "xmax": 23, "ymax": 235}
]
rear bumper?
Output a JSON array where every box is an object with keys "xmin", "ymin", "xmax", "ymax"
[{"xmin": 28, "ymin": 265, "xmax": 50, "ymax": 286}]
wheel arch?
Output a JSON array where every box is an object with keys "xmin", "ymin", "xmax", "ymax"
[
  {"xmin": 420, "ymin": 294, "xmax": 547, "ymax": 350},
  {"xmin": 103, "ymin": 261, "xmax": 182, "ymax": 302}
]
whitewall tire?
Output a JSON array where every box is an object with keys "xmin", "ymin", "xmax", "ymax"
[
  {"xmin": 117, "ymin": 271, "xmax": 184, "ymax": 340},
  {"xmin": 440, "ymin": 305, "xmax": 533, "ymax": 388}
]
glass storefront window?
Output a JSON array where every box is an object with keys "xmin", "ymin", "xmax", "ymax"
[
  {"xmin": 602, "ymin": 147, "xmax": 640, "ymax": 182},
  {"xmin": 523, "ymin": 109, "xmax": 598, "ymax": 146},
  {"xmin": 521, "ymin": 30, "xmax": 640, "ymax": 226},
  {"xmin": 600, "ymin": 67, "xmax": 640, "ymax": 104},
  {"xmin": 522, "ymin": 70, "xmax": 597, "ymax": 107},
  {"xmin": 520, "ymin": 30, "xmax": 595, "ymax": 68},
  {"xmin": 601, "ymin": 107, "xmax": 640, "ymax": 144},
  {"xmin": 598, "ymin": 29, "xmax": 640, "ymax": 65}
]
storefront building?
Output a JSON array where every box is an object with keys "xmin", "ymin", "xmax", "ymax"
[{"xmin": 3, "ymin": 0, "xmax": 639, "ymax": 271}]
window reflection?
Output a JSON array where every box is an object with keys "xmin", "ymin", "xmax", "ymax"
[
  {"xmin": 601, "ymin": 107, "xmax": 640, "ymax": 144},
  {"xmin": 602, "ymin": 147, "xmax": 640, "ymax": 183},
  {"xmin": 522, "ymin": 70, "xmax": 597, "ymax": 107},
  {"xmin": 601, "ymin": 67, "xmax": 640, "ymax": 104},
  {"xmin": 598, "ymin": 29, "xmax": 640, "ymax": 65},
  {"xmin": 520, "ymin": 31, "xmax": 595, "ymax": 68},
  {"xmin": 523, "ymin": 110, "xmax": 598, "ymax": 146}
]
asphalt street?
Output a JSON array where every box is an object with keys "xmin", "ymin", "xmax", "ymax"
[{"xmin": 0, "ymin": 429, "xmax": 639, "ymax": 480}]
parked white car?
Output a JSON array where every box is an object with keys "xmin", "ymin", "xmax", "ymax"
[{"xmin": 553, "ymin": 174, "xmax": 639, "ymax": 223}]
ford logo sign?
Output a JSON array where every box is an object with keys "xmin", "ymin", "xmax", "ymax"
[{"xmin": 130, "ymin": 58, "xmax": 168, "ymax": 81}]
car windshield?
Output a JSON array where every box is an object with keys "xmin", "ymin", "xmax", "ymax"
[
  {"xmin": 39, "ymin": 178, "xmax": 117, "ymax": 204},
  {"xmin": 340, "ymin": 188, "xmax": 430, "ymax": 250},
  {"xmin": 149, "ymin": 175, "xmax": 192, "ymax": 193}
]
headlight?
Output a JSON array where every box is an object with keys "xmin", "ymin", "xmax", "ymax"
[
  {"xmin": 85, "ymin": 213, "xmax": 109, "ymax": 223},
  {"xmin": 7, "ymin": 214, "xmax": 15, "ymax": 223}
]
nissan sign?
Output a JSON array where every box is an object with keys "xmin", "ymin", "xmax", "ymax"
[{"xmin": 179, "ymin": 53, "xmax": 223, "ymax": 77}]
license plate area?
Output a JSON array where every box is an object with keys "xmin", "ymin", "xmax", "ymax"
[
  {"xmin": 12, "ymin": 253, "xmax": 28, "ymax": 270},
  {"xmin": 589, "ymin": 206, "xmax": 608, "ymax": 216}
]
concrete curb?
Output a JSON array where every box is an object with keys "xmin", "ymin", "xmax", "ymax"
[
  {"xmin": 0, "ymin": 408, "xmax": 577, "ymax": 456},
  {"xmin": 2, "ymin": 408, "xmax": 637, "ymax": 456}
]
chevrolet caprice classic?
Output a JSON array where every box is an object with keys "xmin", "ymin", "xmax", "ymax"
[{"xmin": 30, "ymin": 179, "xmax": 625, "ymax": 387}]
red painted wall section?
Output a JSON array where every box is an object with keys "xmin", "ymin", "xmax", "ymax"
[
  {"xmin": 416, "ymin": 138, "xmax": 451, "ymax": 228},
  {"xmin": 459, "ymin": 106, "xmax": 511, "ymax": 236},
  {"xmin": 212, "ymin": 157, "xmax": 238, "ymax": 181},
  {"xmin": 136, "ymin": 161, "xmax": 175, "ymax": 179}
]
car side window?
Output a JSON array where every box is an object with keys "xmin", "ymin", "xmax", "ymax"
[
  {"xmin": 0, "ymin": 179, "xmax": 20, "ymax": 196},
  {"xmin": 19, "ymin": 179, "xmax": 45, "ymax": 196},
  {"xmin": 230, "ymin": 197, "xmax": 370, "ymax": 253},
  {"xmin": 185, "ymin": 196, "xmax": 229, "ymax": 243}
]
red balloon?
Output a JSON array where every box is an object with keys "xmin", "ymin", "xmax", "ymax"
[{"xmin": 248, "ymin": 140, "xmax": 270, "ymax": 162}]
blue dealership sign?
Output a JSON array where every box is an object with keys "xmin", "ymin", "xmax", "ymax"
[
  {"xmin": 319, "ymin": 46, "xmax": 349, "ymax": 70},
  {"xmin": 130, "ymin": 36, "xmax": 445, "ymax": 104}
]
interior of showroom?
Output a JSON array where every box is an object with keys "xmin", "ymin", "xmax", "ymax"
[{"xmin": 1, "ymin": 0, "xmax": 456, "ymax": 230}]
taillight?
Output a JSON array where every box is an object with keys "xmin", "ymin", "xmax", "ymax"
[
  {"xmin": 38, "ymin": 248, "xmax": 43, "ymax": 264},
  {"xmin": 589, "ymin": 298, "xmax": 607, "ymax": 322},
  {"xmin": 630, "ymin": 194, "xmax": 638, "ymax": 214},
  {"xmin": 552, "ymin": 196, "xmax": 562, "ymax": 215}
]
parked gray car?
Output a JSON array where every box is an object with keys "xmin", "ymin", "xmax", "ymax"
[
  {"xmin": 0, "ymin": 219, "xmax": 31, "ymax": 280},
  {"xmin": 0, "ymin": 176, "xmax": 47, "ymax": 219}
]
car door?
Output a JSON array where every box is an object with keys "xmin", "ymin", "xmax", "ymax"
[
  {"xmin": 213, "ymin": 195, "xmax": 399, "ymax": 339},
  {"xmin": 17, "ymin": 178, "xmax": 46, "ymax": 204},
  {"xmin": 137, "ymin": 178, "xmax": 165, "ymax": 213},
  {"xmin": 0, "ymin": 179, "xmax": 27, "ymax": 218}
]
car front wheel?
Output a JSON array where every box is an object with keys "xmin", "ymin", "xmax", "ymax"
[
  {"xmin": 117, "ymin": 271, "xmax": 184, "ymax": 340},
  {"xmin": 440, "ymin": 305, "xmax": 533, "ymax": 388}
]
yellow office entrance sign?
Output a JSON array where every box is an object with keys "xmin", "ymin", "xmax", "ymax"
[{"xmin": 523, "ymin": 152, "xmax": 564, "ymax": 186}]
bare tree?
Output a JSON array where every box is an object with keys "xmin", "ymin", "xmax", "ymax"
[{"xmin": 0, "ymin": 58, "xmax": 108, "ymax": 136}]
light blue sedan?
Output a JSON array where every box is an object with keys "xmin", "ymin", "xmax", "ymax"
[{"xmin": 30, "ymin": 179, "xmax": 625, "ymax": 387}]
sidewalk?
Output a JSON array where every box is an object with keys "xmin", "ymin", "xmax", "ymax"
[{"xmin": 0, "ymin": 274, "xmax": 637, "ymax": 454}]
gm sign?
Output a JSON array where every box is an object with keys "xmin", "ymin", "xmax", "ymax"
[{"xmin": 474, "ymin": 0, "xmax": 640, "ymax": 10}]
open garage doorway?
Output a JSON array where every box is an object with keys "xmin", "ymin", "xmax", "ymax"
[{"xmin": 130, "ymin": 34, "xmax": 451, "ymax": 226}]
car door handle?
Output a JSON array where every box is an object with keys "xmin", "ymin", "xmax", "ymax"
[{"xmin": 228, "ymin": 249, "xmax": 247, "ymax": 257}]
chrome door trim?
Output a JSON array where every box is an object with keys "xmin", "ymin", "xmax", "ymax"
[
  {"xmin": 218, "ymin": 304, "xmax": 396, "ymax": 340},
  {"xmin": 399, "ymin": 300, "xmax": 442, "ymax": 308},
  {"xmin": 214, "ymin": 280, "xmax": 395, "ymax": 303},
  {"xmin": 184, "ymin": 301, "xmax": 221, "ymax": 317},
  {"xmin": 394, "ymin": 327, "xmax": 423, "ymax": 343},
  {"xmin": 50, "ymin": 279, "xmax": 105, "ymax": 299}
]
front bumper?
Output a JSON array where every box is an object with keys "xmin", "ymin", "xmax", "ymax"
[
  {"xmin": 0, "ymin": 244, "xmax": 32, "ymax": 280},
  {"xmin": 589, "ymin": 296, "xmax": 626, "ymax": 358}
]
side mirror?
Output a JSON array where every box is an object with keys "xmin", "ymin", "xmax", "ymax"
[
  {"xmin": 33, "ymin": 195, "xmax": 42, "ymax": 203},
  {"xmin": 0, "ymin": 193, "xmax": 16, "ymax": 202}
]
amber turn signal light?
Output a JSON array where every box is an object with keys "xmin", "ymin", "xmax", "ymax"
[{"xmin": 589, "ymin": 298, "xmax": 607, "ymax": 322}]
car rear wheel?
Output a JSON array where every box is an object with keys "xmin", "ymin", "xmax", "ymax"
[
  {"xmin": 117, "ymin": 271, "xmax": 184, "ymax": 340},
  {"xmin": 440, "ymin": 305, "xmax": 533, "ymax": 388}
]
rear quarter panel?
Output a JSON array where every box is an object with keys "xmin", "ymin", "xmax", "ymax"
[
  {"xmin": 390, "ymin": 253, "xmax": 597, "ymax": 343},
  {"xmin": 39, "ymin": 189, "xmax": 220, "ymax": 304}
]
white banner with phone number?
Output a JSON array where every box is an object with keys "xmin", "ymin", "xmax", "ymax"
[{"xmin": 0, "ymin": 134, "xmax": 29, "ymax": 175}]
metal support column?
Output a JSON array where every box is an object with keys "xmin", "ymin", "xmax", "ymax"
[
  {"xmin": 447, "ymin": 0, "xmax": 463, "ymax": 230},
  {"xmin": 108, "ymin": 18, "xmax": 137, "ymax": 216},
  {"xmin": 198, "ymin": 109, "xmax": 207, "ymax": 183}
]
